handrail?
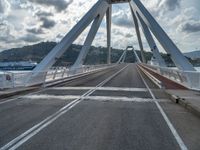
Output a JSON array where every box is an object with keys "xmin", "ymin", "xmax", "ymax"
[
  {"xmin": 0, "ymin": 64, "xmax": 116, "ymax": 89},
  {"xmin": 140, "ymin": 63, "xmax": 200, "ymax": 90}
]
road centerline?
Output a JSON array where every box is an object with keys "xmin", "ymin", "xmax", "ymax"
[{"xmin": 0, "ymin": 64, "xmax": 129, "ymax": 150}]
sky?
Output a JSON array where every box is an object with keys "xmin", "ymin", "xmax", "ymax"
[{"xmin": 0, "ymin": 0, "xmax": 200, "ymax": 53}]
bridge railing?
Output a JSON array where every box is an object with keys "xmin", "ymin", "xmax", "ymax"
[
  {"xmin": 0, "ymin": 64, "xmax": 115, "ymax": 89},
  {"xmin": 141, "ymin": 64, "xmax": 200, "ymax": 90}
]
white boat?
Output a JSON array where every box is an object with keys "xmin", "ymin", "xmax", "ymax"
[{"xmin": 0, "ymin": 61, "xmax": 37, "ymax": 71}]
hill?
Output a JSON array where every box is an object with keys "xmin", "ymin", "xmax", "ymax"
[
  {"xmin": 184, "ymin": 51, "xmax": 200, "ymax": 60},
  {"xmin": 0, "ymin": 42, "xmax": 143, "ymax": 66},
  {"xmin": 2, "ymin": 42, "xmax": 193, "ymax": 67}
]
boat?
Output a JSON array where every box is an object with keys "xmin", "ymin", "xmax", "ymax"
[{"xmin": 0, "ymin": 61, "xmax": 37, "ymax": 71}]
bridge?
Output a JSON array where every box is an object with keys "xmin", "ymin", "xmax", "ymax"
[{"xmin": 0, "ymin": 0, "xmax": 200, "ymax": 150}]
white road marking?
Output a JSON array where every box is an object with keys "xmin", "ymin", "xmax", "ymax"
[
  {"xmin": 0, "ymin": 89, "xmax": 47, "ymax": 105},
  {"xmin": 0, "ymin": 65, "xmax": 116, "ymax": 106},
  {"xmin": 0, "ymin": 65, "xmax": 129, "ymax": 150},
  {"xmin": 49, "ymin": 86, "xmax": 148, "ymax": 92},
  {"xmin": 22, "ymin": 94, "xmax": 168, "ymax": 102},
  {"xmin": 137, "ymin": 67, "xmax": 188, "ymax": 150},
  {"xmin": 0, "ymin": 98, "xmax": 20, "ymax": 105},
  {"xmin": 22, "ymin": 95, "xmax": 79, "ymax": 100}
]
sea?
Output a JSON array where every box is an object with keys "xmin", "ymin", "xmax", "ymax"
[
  {"xmin": 0, "ymin": 67, "xmax": 200, "ymax": 74},
  {"xmin": 195, "ymin": 67, "xmax": 200, "ymax": 72}
]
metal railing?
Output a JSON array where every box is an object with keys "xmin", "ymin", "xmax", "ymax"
[
  {"xmin": 0, "ymin": 64, "xmax": 115, "ymax": 89},
  {"xmin": 142, "ymin": 64, "xmax": 200, "ymax": 90}
]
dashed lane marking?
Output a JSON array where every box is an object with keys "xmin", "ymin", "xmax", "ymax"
[{"xmin": 22, "ymin": 94, "xmax": 169, "ymax": 103}]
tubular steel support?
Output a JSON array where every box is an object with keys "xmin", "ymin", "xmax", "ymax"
[
  {"xmin": 130, "ymin": 3, "xmax": 146, "ymax": 63},
  {"xmin": 32, "ymin": 0, "xmax": 109, "ymax": 74},
  {"xmin": 136, "ymin": 12, "xmax": 166, "ymax": 67},
  {"xmin": 106, "ymin": 5, "xmax": 112, "ymax": 64},
  {"xmin": 117, "ymin": 48, "xmax": 127, "ymax": 63},
  {"xmin": 132, "ymin": 47, "xmax": 141, "ymax": 63},
  {"xmin": 129, "ymin": 0, "xmax": 195, "ymax": 71},
  {"xmin": 122, "ymin": 47, "xmax": 128, "ymax": 63},
  {"xmin": 72, "ymin": 8, "xmax": 107, "ymax": 68},
  {"xmin": 30, "ymin": 0, "xmax": 196, "ymax": 87}
]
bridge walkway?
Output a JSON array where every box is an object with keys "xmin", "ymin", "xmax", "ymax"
[{"xmin": 0, "ymin": 63, "xmax": 200, "ymax": 150}]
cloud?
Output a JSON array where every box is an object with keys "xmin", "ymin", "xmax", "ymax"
[
  {"xmin": 141, "ymin": 0, "xmax": 181, "ymax": 18},
  {"xmin": 35, "ymin": 11, "xmax": 53, "ymax": 17},
  {"xmin": 180, "ymin": 21, "xmax": 200, "ymax": 33},
  {"xmin": 172, "ymin": 7, "xmax": 200, "ymax": 33},
  {"xmin": 158, "ymin": 0, "xmax": 181, "ymax": 11},
  {"xmin": 0, "ymin": 0, "xmax": 199, "ymax": 53},
  {"xmin": 0, "ymin": 0, "xmax": 10, "ymax": 15},
  {"xmin": 28, "ymin": 0, "xmax": 73, "ymax": 12},
  {"xmin": 125, "ymin": 33, "xmax": 134, "ymax": 38},
  {"xmin": 55, "ymin": 33, "xmax": 64, "ymax": 41},
  {"xmin": 33, "ymin": 10, "xmax": 56, "ymax": 29},
  {"xmin": 20, "ymin": 34, "xmax": 42, "ymax": 43},
  {"xmin": 26, "ymin": 27, "xmax": 44, "ymax": 34},
  {"xmin": 112, "ymin": 11, "xmax": 133, "ymax": 28},
  {"xmin": 40, "ymin": 17, "xmax": 56, "ymax": 28},
  {"xmin": 0, "ymin": 21, "xmax": 15, "ymax": 43}
]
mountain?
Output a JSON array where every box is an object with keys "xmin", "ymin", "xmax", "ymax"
[
  {"xmin": 0, "ymin": 42, "xmax": 142, "ymax": 66},
  {"xmin": 184, "ymin": 51, "xmax": 200, "ymax": 60},
  {"xmin": 2, "ymin": 41, "xmax": 191, "ymax": 67}
]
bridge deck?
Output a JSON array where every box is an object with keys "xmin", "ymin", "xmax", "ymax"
[{"xmin": 0, "ymin": 64, "xmax": 200, "ymax": 150}]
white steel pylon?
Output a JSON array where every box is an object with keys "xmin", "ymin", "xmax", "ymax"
[
  {"xmin": 72, "ymin": 7, "xmax": 108, "ymax": 68},
  {"xmin": 117, "ymin": 47, "xmax": 127, "ymax": 63},
  {"xmin": 121, "ymin": 47, "xmax": 128, "ymax": 63},
  {"xmin": 132, "ymin": 47, "xmax": 141, "ymax": 63},
  {"xmin": 32, "ymin": 0, "xmax": 195, "ymax": 78},
  {"xmin": 130, "ymin": 4, "xmax": 146, "ymax": 63},
  {"xmin": 135, "ymin": 11, "xmax": 166, "ymax": 67},
  {"xmin": 106, "ymin": 5, "xmax": 112, "ymax": 64},
  {"xmin": 33, "ymin": 0, "xmax": 110, "ymax": 73},
  {"xmin": 129, "ymin": 0, "xmax": 195, "ymax": 71}
]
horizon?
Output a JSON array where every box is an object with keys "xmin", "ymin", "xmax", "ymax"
[
  {"xmin": 0, "ymin": 0, "xmax": 200, "ymax": 53},
  {"xmin": 0, "ymin": 41, "xmax": 199, "ymax": 55}
]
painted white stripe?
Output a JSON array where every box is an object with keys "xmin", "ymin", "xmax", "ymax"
[
  {"xmin": 0, "ymin": 65, "xmax": 129, "ymax": 150},
  {"xmin": 137, "ymin": 67, "xmax": 188, "ymax": 150},
  {"xmin": 0, "ymin": 88, "xmax": 47, "ymax": 105},
  {"xmin": 22, "ymin": 95, "xmax": 79, "ymax": 100},
  {"xmin": 0, "ymin": 65, "xmax": 116, "ymax": 106},
  {"xmin": 0, "ymin": 98, "xmax": 20, "ymax": 105},
  {"xmin": 49, "ymin": 87, "xmax": 148, "ymax": 92},
  {"xmin": 22, "ymin": 94, "xmax": 168, "ymax": 102},
  {"xmin": 9, "ymin": 100, "xmax": 81, "ymax": 150},
  {"xmin": 138, "ymin": 65, "xmax": 162, "ymax": 88}
]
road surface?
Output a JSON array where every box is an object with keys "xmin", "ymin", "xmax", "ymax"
[{"xmin": 0, "ymin": 63, "xmax": 200, "ymax": 150}]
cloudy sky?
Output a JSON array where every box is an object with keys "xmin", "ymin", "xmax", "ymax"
[{"xmin": 0, "ymin": 0, "xmax": 200, "ymax": 53}]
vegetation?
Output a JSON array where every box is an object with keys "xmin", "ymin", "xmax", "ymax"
[{"xmin": 0, "ymin": 41, "xmax": 197, "ymax": 67}]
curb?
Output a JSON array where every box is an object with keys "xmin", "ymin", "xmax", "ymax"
[
  {"xmin": 165, "ymin": 92, "xmax": 200, "ymax": 118},
  {"xmin": 44, "ymin": 65, "xmax": 116, "ymax": 87},
  {"xmin": 0, "ymin": 87, "xmax": 38, "ymax": 99},
  {"xmin": 137, "ymin": 64, "xmax": 200, "ymax": 118},
  {"xmin": 0, "ymin": 65, "xmax": 117, "ymax": 99}
]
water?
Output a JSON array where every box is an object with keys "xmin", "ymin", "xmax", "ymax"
[
  {"xmin": 171, "ymin": 67, "xmax": 200, "ymax": 72},
  {"xmin": 0, "ymin": 70, "xmax": 31, "ymax": 74},
  {"xmin": 195, "ymin": 67, "xmax": 200, "ymax": 72},
  {"xmin": 0, "ymin": 67, "xmax": 200, "ymax": 73}
]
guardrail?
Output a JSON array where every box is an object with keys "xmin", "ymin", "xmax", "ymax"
[
  {"xmin": 140, "ymin": 63, "xmax": 200, "ymax": 90},
  {"xmin": 0, "ymin": 64, "xmax": 115, "ymax": 89}
]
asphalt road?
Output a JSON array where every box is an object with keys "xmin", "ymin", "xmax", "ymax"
[{"xmin": 0, "ymin": 63, "xmax": 200, "ymax": 150}]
